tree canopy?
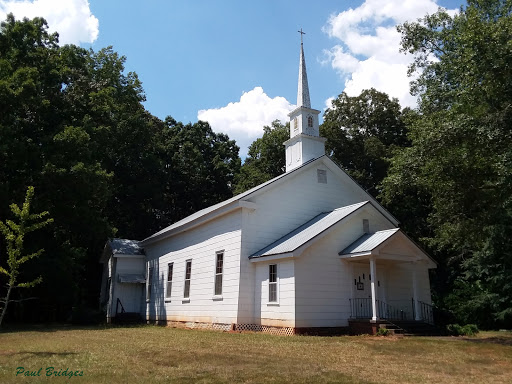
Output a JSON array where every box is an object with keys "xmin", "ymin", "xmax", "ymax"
[
  {"xmin": 0, "ymin": 14, "xmax": 240, "ymax": 322},
  {"xmin": 383, "ymin": 0, "xmax": 512, "ymax": 327},
  {"xmin": 321, "ymin": 89, "xmax": 409, "ymax": 197},
  {"xmin": 234, "ymin": 120, "xmax": 288, "ymax": 194}
]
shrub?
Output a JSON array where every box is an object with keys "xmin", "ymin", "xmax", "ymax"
[
  {"xmin": 446, "ymin": 323, "xmax": 479, "ymax": 336},
  {"xmin": 376, "ymin": 328, "xmax": 390, "ymax": 336}
]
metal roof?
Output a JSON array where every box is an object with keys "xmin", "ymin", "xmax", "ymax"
[
  {"xmin": 118, "ymin": 274, "xmax": 146, "ymax": 284},
  {"xmin": 108, "ymin": 238, "xmax": 145, "ymax": 255},
  {"xmin": 339, "ymin": 228, "xmax": 399, "ymax": 255},
  {"xmin": 142, "ymin": 155, "xmax": 400, "ymax": 245},
  {"xmin": 250, "ymin": 201, "xmax": 369, "ymax": 258},
  {"xmin": 143, "ymin": 156, "xmax": 322, "ymax": 244}
]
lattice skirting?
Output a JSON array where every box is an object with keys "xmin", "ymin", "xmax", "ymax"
[
  {"xmin": 164, "ymin": 320, "xmax": 233, "ymax": 332},
  {"xmin": 234, "ymin": 323, "xmax": 295, "ymax": 336},
  {"xmin": 152, "ymin": 320, "xmax": 345, "ymax": 336},
  {"xmin": 157, "ymin": 320, "xmax": 294, "ymax": 335}
]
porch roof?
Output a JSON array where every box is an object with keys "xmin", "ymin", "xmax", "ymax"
[
  {"xmin": 339, "ymin": 229, "xmax": 437, "ymax": 267},
  {"xmin": 109, "ymin": 238, "xmax": 145, "ymax": 256},
  {"xmin": 340, "ymin": 228, "xmax": 399, "ymax": 255},
  {"xmin": 118, "ymin": 274, "xmax": 146, "ymax": 284}
]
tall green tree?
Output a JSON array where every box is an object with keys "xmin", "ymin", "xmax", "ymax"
[
  {"xmin": 234, "ymin": 120, "xmax": 289, "ymax": 194},
  {"xmin": 321, "ymin": 89, "xmax": 408, "ymax": 197},
  {"xmin": 382, "ymin": 0, "xmax": 512, "ymax": 327},
  {"xmin": 0, "ymin": 15, "xmax": 235, "ymax": 321},
  {"xmin": 157, "ymin": 117, "xmax": 241, "ymax": 224},
  {"xmin": 0, "ymin": 187, "xmax": 53, "ymax": 327}
]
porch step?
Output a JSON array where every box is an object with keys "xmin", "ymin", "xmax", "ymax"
[
  {"xmin": 114, "ymin": 312, "xmax": 143, "ymax": 324},
  {"xmin": 390, "ymin": 320, "xmax": 441, "ymax": 336},
  {"xmin": 378, "ymin": 321, "xmax": 405, "ymax": 335}
]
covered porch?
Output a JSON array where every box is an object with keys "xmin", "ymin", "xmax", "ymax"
[{"xmin": 339, "ymin": 228, "xmax": 437, "ymax": 330}]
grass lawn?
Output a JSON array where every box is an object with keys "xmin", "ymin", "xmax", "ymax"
[{"xmin": 0, "ymin": 325, "xmax": 511, "ymax": 383}]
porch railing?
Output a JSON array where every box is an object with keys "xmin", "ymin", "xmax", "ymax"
[
  {"xmin": 349, "ymin": 298, "xmax": 412, "ymax": 320},
  {"xmin": 412, "ymin": 299, "xmax": 434, "ymax": 325},
  {"xmin": 350, "ymin": 298, "xmax": 372, "ymax": 319}
]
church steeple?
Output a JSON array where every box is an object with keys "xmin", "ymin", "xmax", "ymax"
[
  {"xmin": 297, "ymin": 29, "xmax": 311, "ymax": 108},
  {"xmin": 284, "ymin": 30, "xmax": 326, "ymax": 172}
]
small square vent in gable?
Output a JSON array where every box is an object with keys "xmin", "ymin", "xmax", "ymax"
[{"xmin": 317, "ymin": 169, "xmax": 327, "ymax": 183}]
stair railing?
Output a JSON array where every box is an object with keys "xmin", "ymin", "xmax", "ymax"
[
  {"xmin": 116, "ymin": 298, "xmax": 125, "ymax": 315},
  {"xmin": 411, "ymin": 299, "xmax": 435, "ymax": 325},
  {"xmin": 377, "ymin": 300, "xmax": 409, "ymax": 320}
]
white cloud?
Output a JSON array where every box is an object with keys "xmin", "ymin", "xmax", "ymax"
[
  {"xmin": 0, "ymin": 0, "xmax": 99, "ymax": 45},
  {"xmin": 323, "ymin": 0, "xmax": 456, "ymax": 108},
  {"xmin": 198, "ymin": 86, "xmax": 294, "ymax": 157},
  {"xmin": 324, "ymin": 96, "xmax": 335, "ymax": 111}
]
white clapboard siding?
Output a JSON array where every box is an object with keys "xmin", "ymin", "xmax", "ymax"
[
  {"xmin": 293, "ymin": 206, "xmax": 395, "ymax": 327},
  {"xmin": 144, "ymin": 210, "xmax": 242, "ymax": 324},
  {"xmin": 254, "ymin": 259, "xmax": 295, "ymax": 327},
  {"xmin": 242, "ymin": 160, "xmax": 386, "ymax": 257}
]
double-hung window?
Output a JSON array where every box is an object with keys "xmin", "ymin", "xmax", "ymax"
[
  {"xmin": 166, "ymin": 263, "xmax": 173, "ymax": 300},
  {"xmin": 214, "ymin": 252, "xmax": 224, "ymax": 296},
  {"xmin": 269, "ymin": 264, "xmax": 277, "ymax": 302},
  {"xmin": 183, "ymin": 260, "xmax": 192, "ymax": 299}
]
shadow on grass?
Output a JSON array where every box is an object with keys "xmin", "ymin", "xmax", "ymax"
[
  {"xmin": 463, "ymin": 337, "xmax": 512, "ymax": 346},
  {"xmin": 0, "ymin": 323, "xmax": 150, "ymax": 334},
  {"xmin": 0, "ymin": 351, "xmax": 79, "ymax": 357}
]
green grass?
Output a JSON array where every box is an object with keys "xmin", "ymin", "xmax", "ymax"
[{"xmin": 0, "ymin": 325, "xmax": 511, "ymax": 383}]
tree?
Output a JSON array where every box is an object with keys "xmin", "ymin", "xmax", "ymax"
[
  {"xmin": 0, "ymin": 14, "xmax": 243, "ymax": 322},
  {"xmin": 382, "ymin": 0, "xmax": 512, "ymax": 327},
  {"xmin": 321, "ymin": 89, "xmax": 408, "ymax": 197},
  {"xmin": 0, "ymin": 186, "xmax": 53, "ymax": 327},
  {"xmin": 234, "ymin": 120, "xmax": 289, "ymax": 194},
  {"xmin": 157, "ymin": 117, "xmax": 241, "ymax": 224}
]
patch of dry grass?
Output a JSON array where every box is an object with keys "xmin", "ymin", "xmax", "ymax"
[{"xmin": 0, "ymin": 325, "xmax": 511, "ymax": 383}]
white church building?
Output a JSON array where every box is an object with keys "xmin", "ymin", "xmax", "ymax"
[{"xmin": 100, "ymin": 36, "xmax": 436, "ymax": 335}]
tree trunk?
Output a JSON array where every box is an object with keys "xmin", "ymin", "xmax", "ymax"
[{"xmin": 0, "ymin": 284, "xmax": 13, "ymax": 328}]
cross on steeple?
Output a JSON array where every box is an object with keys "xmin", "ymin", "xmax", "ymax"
[{"xmin": 298, "ymin": 28, "xmax": 305, "ymax": 44}]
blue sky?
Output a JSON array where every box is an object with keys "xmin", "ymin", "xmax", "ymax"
[{"xmin": 1, "ymin": 0, "xmax": 464, "ymax": 156}]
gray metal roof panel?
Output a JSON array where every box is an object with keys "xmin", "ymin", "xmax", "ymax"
[
  {"xmin": 118, "ymin": 274, "xmax": 146, "ymax": 283},
  {"xmin": 339, "ymin": 228, "xmax": 399, "ymax": 255},
  {"xmin": 109, "ymin": 238, "xmax": 145, "ymax": 255},
  {"xmin": 250, "ymin": 201, "xmax": 368, "ymax": 258}
]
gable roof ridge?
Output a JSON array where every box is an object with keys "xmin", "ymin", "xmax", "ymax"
[
  {"xmin": 322, "ymin": 155, "xmax": 400, "ymax": 225},
  {"xmin": 142, "ymin": 156, "xmax": 327, "ymax": 244}
]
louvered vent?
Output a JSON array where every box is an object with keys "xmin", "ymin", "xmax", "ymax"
[
  {"xmin": 317, "ymin": 169, "xmax": 327, "ymax": 183},
  {"xmin": 363, "ymin": 219, "xmax": 369, "ymax": 234}
]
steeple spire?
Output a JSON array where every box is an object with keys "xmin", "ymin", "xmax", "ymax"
[
  {"xmin": 284, "ymin": 29, "xmax": 326, "ymax": 172},
  {"xmin": 297, "ymin": 29, "xmax": 311, "ymax": 108}
]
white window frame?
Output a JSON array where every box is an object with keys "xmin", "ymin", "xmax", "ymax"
[
  {"xmin": 165, "ymin": 262, "xmax": 173, "ymax": 301},
  {"xmin": 146, "ymin": 266, "xmax": 153, "ymax": 302},
  {"xmin": 214, "ymin": 251, "xmax": 224, "ymax": 298},
  {"xmin": 183, "ymin": 259, "xmax": 192, "ymax": 300},
  {"xmin": 268, "ymin": 264, "xmax": 278, "ymax": 304}
]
